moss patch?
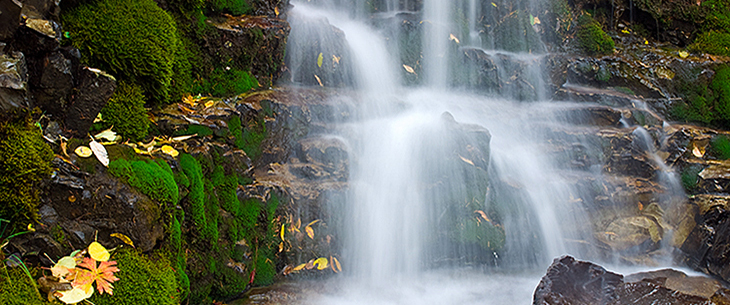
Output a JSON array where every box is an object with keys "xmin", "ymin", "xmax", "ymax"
[
  {"xmin": 62, "ymin": 0, "xmax": 182, "ymax": 104},
  {"xmin": 99, "ymin": 81, "xmax": 150, "ymax": 141},
  {"xmin": 0, "ymin": 267, "xmax": 49, "ymax": 305},
  {"xmin": 192, "ymin": 67, "xmax": 259, "ymax": 97},
  {"xmin": 576, "ymin": 13, "xmax": 614, "ymax": 56},
  {"xmin": 0, "ymin": 110, "xmax": 53, "ymax": 231},
  {"xmin": 108, "ymin": 159, "xmax": 179, "ymax": 206}
]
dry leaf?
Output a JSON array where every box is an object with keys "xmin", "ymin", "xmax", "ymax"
[
  {"xmin": 314, "ymin": 74, "xmax": 323, "ymax": 86},
  {"xmin": 275, "ymin": 6, "xmax": 280, "ymax": 17},
  {"xmin": 161, "ymin": 145, "xmax": 179, "ymax": 157},
  {"xmin": 332, "ymin": 55, "xmax": 341, "ymax": 64},
  {"xmin": 74, "ymin": 258, "xmax": 120, "ymax": 295},
  {"xmin": 313, "ymin": 257, "xmax": 328, "ymax": 270},
  {"xmin": 74, "ymin": 146, "xmax": 93, "ymax": 158},
  {"xmin": 171, "ymin": 134, "xmax": 196, "ymax": 142},
  {"xmin": 204, "ymin": 100, "xmax": 215, "ymax": 108},
  {"xmin": 52, "ymin": 256, "xmax": 77, "ymax": 278},
  {"xmin": 94, "ymin": 128, "xmax": 119, "ymax": 142},
  {"xmin": 459, "ymin": 155, "xmax": 474, "ymax": 166},
  {"xmin": 332, "ymin": 256, "xmax": 342, "ymax": 273},
  {"xmin": 110, "ymin": 233, "xmax": 135, "ymax": 248},
  {"xmin": 89, "ymin": 140, "xmax": 109, "ymax": 167},
  {"xmin": 57, "ymin": 285, "xmax": 93, "ymax": 304},
  {"xmin": 293, "ymin": 263, "xmax": 306, "ymax": 271},
  {"xmin": 474, "ymin": 210, "xmax": 491, "ymax": 222},
  {"xmin": 305, "ymin": 259, "xmax": 314, "ymax": 270},
  {"xmin": 449, "ymin": 33, "xmax": 460, "ymax": 44},
  {"xmin": 305, "ymin": 226, "xmax": 314, "ymax": 239},
  {"xmin": 403, "ymin": 64, "xmax": 416, "ymax": 74}
]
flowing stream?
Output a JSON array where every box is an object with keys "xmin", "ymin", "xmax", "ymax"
[{"xmin": 283, "ymin": 0, "xmax": 684, "ymax": 303}]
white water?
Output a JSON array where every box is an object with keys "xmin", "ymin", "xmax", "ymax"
[{"xmin": 284, "ymin": 0, "xmax": 684, "ymax": 303}]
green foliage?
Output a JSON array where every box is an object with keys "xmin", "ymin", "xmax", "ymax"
[
  {"xmin": 62, "ymin": 0, "xmax": 182, "ymax": 104},
  {"xmin": 710, "ymin": 65, "xmax": 730, "ymax": 120},
  {"xmin": 671, "ymin": 65, "xmax": 730, "ymax": 127},
  {"xmin": 0, "ymin": 267, "xmax": 50, "ymax": 305},
  {"xmin": 218, "ymin": 175, "xmax": 240, "ymax": 216},
  {"xmin": 192, "ymin": 67, "xmax": 259, "ymax": 97},
  {"xmin": 252, "ymin": 248, "xmax": 276, "ymax": 286},
  {"xmin": 0, "ymin": 110, "xmax": 53, "ymax": 231},
  {"xmin": 88, "ymin": 248, "xmax": 180, "ymax": 305},
  {"xmin": 180, "ymin": 154, "xmax": 218, "ymax": 244},
  {"xmin": 229, "ymin": 116, "xmax": 266, "ymax": 160},
  {"xmin": 240, "ymin": 198, "xmax": 262, "ymax": 236},
  {"xmin": 50, "ymin": 224, "xmax": 67, "ymax": 246},
  {"xmin": 576, "ymin": 13, "xmax": 615, "ymax": 56},
  {"xmin": 109, "ymin": 159, "xmax": 179, "ymax": 206},
  {"xmin": 174, "ymin": 124, "xmax": 213, "ymax": 137},
  {"xmin": 100, "ymin": 81, "xmax": 149, "ymax": 141},
  {"xmin": 681, "ymin": 165, "xmax": 703, "ymax": 192},
  {"xmin": 208, "ymin": 0, "xmax": 252, "ymax": 15},
  {"xmin": 688, "ymin": 0, "xmax": 730, "ymax": 56},
  {"xmin": 710, "ymin": 135, "xmax": 730, "ymax": 160},
  {"xmin": 690, "ymin": 31, "xmax": 730, "ymax": 57}
]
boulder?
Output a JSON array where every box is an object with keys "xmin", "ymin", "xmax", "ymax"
[
  {"xmin": 64, "ymin": 67, "xmax": 116, "ymax": 137},
  {"xmin": 679, "ymin": 194, "xmax": 730, "ymax": 283},
  {"xmin": 20, "ymin": 0, "xmax": 61, "ymax": 20},
  {"xmin": 0, "ymin": 48, "xmax": 28, "ymax": 110},
  {"xmin": 0, "ymin": 0, "xmax": 21, "ymax": 41},
  {"xmin": 12, "ymin": 18, "xmax": 60, "ymax": 56},
  {"xmin": 533, "ymin": 256, "xmax": 730, "ymax": 305},
  {"xmin": 461, "ymin": 47, "xmax": 546, "ymax": 101},
  {"xmin": 31, "ymin": 51, "xmax": 73, "ymax": 116}
]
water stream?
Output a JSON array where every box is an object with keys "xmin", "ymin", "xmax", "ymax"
[{"xmin": 283, "ymin": 0, "xmax": 684, "ymax": 303}]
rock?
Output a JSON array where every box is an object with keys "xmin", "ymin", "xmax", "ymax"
[
  {"xmin": 534, "ymin": 256, "xmax": 728, "ymax": 305},
  {"xmin": 594, "ymin": 215, "xmax": 661, "ymax": 252},
  {"xmin": 284, "ymin": 11, "xmax": 354, "ymax": 87},
  {"xmin": 31, "ymin": 51, "xmax": 73, "ymax": 116},
  {"xmin": 64, "ymin": 67, "xmax": 116, "ymax": 137},
  {"xmin": 207, "ymin": 15, "xmax": 290, "ymax": 87},
  {"xmin": 12, "ymin": 18, "xmax": 60, "ymax": 56},
  {"xmin": 0, "ymin": 49, "xmax": 28, "ymax": 110},
  {"xmin": 20, "ymin": 0, "xmax": 61, "ymax": 20},
  {"xmin": 461, "ymin": 48, "xmax": 545, "ymax": 101},
  {"xmin": 0, "ymin": 0, "xmax": 21, "ymax": 41},
  {"xmin": 679, "ymin": 194, "xmax": 730, "ymax": 283}
]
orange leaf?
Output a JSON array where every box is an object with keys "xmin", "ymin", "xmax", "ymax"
[{"xmin": 74, "ymin": 257, "xmax": 120, "ymax": 295}]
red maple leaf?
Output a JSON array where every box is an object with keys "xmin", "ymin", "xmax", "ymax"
[{"xmin": 73, "ymin": 257, "xmax": 120, "ymax": 295}]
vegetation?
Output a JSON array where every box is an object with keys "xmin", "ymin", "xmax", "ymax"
[
  {"xmin": 229, "ymin": 115, "xmax": 267, "ymax": 160},
  {"xmin": 192, "ymin": 67, "xmax": 259, "ymax": 97},
  {"xmin": 672, "ymin": 65, "xmax": 730, "ymax": 127},
  {"xmin": 62, "ymin": 0, "xmax": 183, "ymax": 104},
  {"xmin": 689, "ymin": 0, "xmax": 730, "ymax": 56},
  {"xmin": 0, "ymin": 110, "xmax": 53, "ymax": 231},
  {"xmin": 576, "ymin": 13, "xmax": 614, "ymax": 56},
  {"xmin": 88, "ymin": 248, "xmax": 180, "ymax": 305},
  {"xmin": 208, "ymin": 0, "xmax": 252, "ymax": 15},
  {"xmin": 108, "ymin": 159, "xmax": 179, "ymax": 206},
  {"xmin": 99, "ymin": 82, "xmax": 150, "ymax": 141},
  {"xmin": 710, "ymin": 135, "xmax": 730, "ymax": 160},
  {"xmin": 681, "ymin": 165, "xmax": 703, "ymax": 192},
  {"xmin": 0, "ymin": 267, "xmax": 49, "ymax": 305}
]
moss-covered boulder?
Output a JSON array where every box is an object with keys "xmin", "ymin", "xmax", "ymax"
[{"xmin": 576, "ymin": 13, "xmax": 614, "ymax": 56}]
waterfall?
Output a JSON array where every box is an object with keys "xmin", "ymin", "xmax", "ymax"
[{"xmin": 283, "ymin": 0, "xmax": 684, "ymax": 303}]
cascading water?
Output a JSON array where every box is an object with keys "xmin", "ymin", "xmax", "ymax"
[{"xmin": 283, "ymin": 0, "xmax": 686, "ymax": 303}]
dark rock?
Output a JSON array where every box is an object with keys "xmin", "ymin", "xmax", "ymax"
[
  {"xmin": 284, "ymin": 11, "xmax": 354, "ymax": 87},
  {"xmin": 461, "ymin": 47, "xmax": 546, "ymax": 101},
  {"xmin": 31, "ymin": 51, "xmax": 73, "ymax": 116},
  {"xmin": 64, "ymin": 67, "xmax": 116, "ymax": 137},
  {"xmin": 20, "ymin": 0, "xmax": 61, "ymax": 20},
  {"xmin": 0, "ymin": 49, "xmax": 28, "ymax": 110},
  {"xmin": 12, "ymin": 18, "xmax": 60, "ymax": 56},
  {"xmin": 533, "ymin": 256, "xmax": 623, "ymax": 305},
  {"xmin": 207, "ymin": 15, "xmax": 290, "ymax": 87},
  {"xmin": 534, "ymin": 256, "xmax": 728, "ymax": 305},
  {"xmin": 0, "ymin": 0, "xmax": 21, "ymax": 41},
  {"xmin": 679, "ymin": 194, "xmax": 730, "ymax": 283}
]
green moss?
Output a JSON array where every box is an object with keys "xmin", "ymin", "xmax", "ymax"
[
  {"xmin": 229, "ymin": 116, "xmax": 266, "ymax": 160},
  {"xmin": 672, "ymin": 65, "xmax": 730, "ymax": 127},
  {"xmin": 710, "ymin": 135, "xmax": 730, "ymax": 160},
  {"xmin": 109, "ymin": 159, "xmax": 179, "ymax": 206},
  {"xmin": 50, "ymin": 224, "xmax": 67, "ymax": 246},
  {"xmin": 88, "ymin": 248, "xmax": 180, "ymax": 305},
  {"xmin": 180, "ymin": 154, "xmax": 218, "ymax": 244},
  {"xmin": 0, "ymin": 267, "xmax": 49, "ymax": 305},
  {"xmin": 451, "ymin": 218, "xmax": 506, "ymax": 252},
  {"xmin": 240, "ymin": 198, "xmax": 262, "ymax": 236},
  {"xmin": 252, "ymin": 249, "xmax": 276, "ymax": 286},
  {"xmin": 62, "ymin": 0, "xmax": 182, "ymax": 104},
  {"xmin": 576, "ymin": 13, "xmax": 615, "ymax": 56},
  {"xmin": 192, "ymin": 67, "xmax": 259, "ymax": 97},
  {"xmin": 99, "ymin": 81, "xmax": 149, "ymax": 141},
  {"xmin": 218, "ymin": 175, "xmax": 240, "ymax": 216},
  {"xmin": 208, "ymin": 0, "xmax": 252, "ymax": 15},
  {"xmin": 173, "ymin": 124, "xmax": 213, "ymax": 137},
  {"xmin": 681, "ymin": 165, "xmax": 703, "ymax": 192},
  {"xmin": 690, "ymin": 31, "xmax": 730, "ymax": 57},
  {"xmin": 0, "ymin": 110, "xmax": 53, "ymax": 231}
]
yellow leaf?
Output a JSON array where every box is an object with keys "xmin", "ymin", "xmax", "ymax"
[
  {"xmin": 52, "ymin": 256, "xmax": 77, "ymax": 278},
  {"xmin": 692, "ymin": 145, "xmax": 704, "ymax": 158},
  {"xmin": 317, "ymin": 52, "xmax": 324, "ymax": 68},
  {"xmin": 171, "ymin": 134, "xmax": 196, "ymax": 142},
  {"xmin": 88, "ymin": 241, "xmax": 110, "ymax": 262},
  {"xmin": 204, "ymin": 100, "xmax": 215, "ymax": 108},
  {"xmin": 308, "ymin": 219, "xmax": 321, "ymax": 226},
  {"xmin": 305, "ymin": 225, "xmax": 314, "ymax": 239},
  {"xmin": 533, "ymin": 16, "xmax": 541, "ymax": 25},
  {"xmin": 278, "ymin": 242, "xmax": 284, "ymax": 253},
  {"xmin": 57, "ymin": 285, "xmax": 94, "ymax": 304},
  {"xmin": 74, "ymin": 146, "xmax": 92, "ymax": 158},
  {"xmin": 182, "ymin": 94, "xmax": 196, "ymax": 107},
  {"xmin": 275, "ymin": 6, "xmax": 280, "ymax": 17},
  {"xmin": 280, "ymin": 223, "xmax": 286, "ymax": 240},
  {"xmin": 161, "ymin": 145, "xmax": 179, "ymax": 157},
  {"xmin": 491, "ymin": 2, "xmax": 497, "ymax": 7},
  {"xmin": 313, "ymin": 257, "xmax": 329, "ymax": 270},
  {"xmin": 449, "ymin": 33, "xmax": 460, "ymax": 44},
  {"xmin": 110, "ymin": 233, "xmax": 135, "ymax": 248},
  {"xmin": 293, "ymin": 263, "xmax": 306, "ymax": 271},
  {"xmin": 332, "ymin": 256, "xmax": 342, "ymax": 273},
  {"xmin": 474, "ymin": 210, "xmax": 491, "ymax": 223},
  {"xmin": 403, "ymin": 64, "xmax": 416, "ymax": 74},
  {"xmin": 459, "ymin": 155, "xmax": 474, "ymax": 166},
  {"xmin": 644, "ymin": 39, "xmax": 649, "ymax": 45},
  {"xmin": 332, "ymin": 55, "xmax": 341, "ymax": 64},
  {"xmin": 679, "ymin": 51, "xmax": 689, "ymax": 58}
]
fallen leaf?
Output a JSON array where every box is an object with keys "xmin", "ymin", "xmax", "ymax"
[
  {"xmin": 204, "ymin": 100, "xmax": 215, "ymax": 108},
  {"xmin": 313, "ymin": 257, "xmax": 328, "ymax": 270},
  {"xmin": 491, "ymin": 2, "xmax": 497, "ymax": 7},
  {"xmin": 94, "ymin": 128, "xmax": 119, "ymax": 142},
  {"xmin": 280, "ymin": 224, "xmax": 286, "ymax": 241},
  {"xmin": 533, "ymin": 16, "xmax": 540, "ymax": 25},
  {"xmin": 161, "ymin": 145, "xmax": 179, "ymax": 157},
  {"xmin": 314, "ymin": 74, "xmax": 324, "ymax": 87},
  {"xmin": 293, "ymin": 263, "xmax": 306, "ymax": 271},
  {"xmin": 459, "ymin": 155, "xmax": 474, "ymax": 166},
  {"xmin": 110, "ymin": 233, "xmax": 135, "ymax": 248},
  {"xmin": 275, "ymin": 6, "xmax": 280, "ymax": 17},
  {"xmin": 171, "ymin": 134, "xmax": 196, "ymax": 142},
  {"xmin": 88, "ymin": 241, "xmax": 110, "ymax": 262},
  {"xmin": 57, "ymin": 285, "xmax": 93, "ymax": 304},
  {"xmin": 332, "ymin": 256, "xmax": 342, "ymax": 273},
  {"xmin": 449, "ymin": 33, "xmax": 460, "ymax": 44},
  {"xmin": 74, "ymin": 146, "xmax": 93, "ymax": 158},
  {"xmin": 474, "ymin": 210, "xmax": 491, "ymax": 223},
  {"xmin": 52, "ymin": 256, "xmax": 77, "ymax": 278},
  {"xmin": 89, "ymin": 140, "xmax": 109, "ymax": 167},
  {"xmin": 692, "ymin": 145, "xmax": 704, "ymax": 158},
  {"xmin": 317, "ymin": 52, "xmax": 324, "ymax": 68},
  {"xmin": 403, "ymin": 64, "xmax": 416, "ymax": 74},
  {"xmin": 332, "ymin": 55, "xmax": 341, "ymax": 64},
  {"xmin": 182, "ymin": 94, "xmax": 196, "ymax": 107},
  {"xmin": 678, "ymin": 51, "xmax": 689, "ymax": 58},
  {"xmin": 305, "ymin": 226, "xmax": 314, "ymax": 239},
  {"xmin": 305, "ymin": 259, "xmax": 314, "ymax": 270},
  {"xmin": 74, "ymin": 257, "xmax": 120, "ymax": 295}
]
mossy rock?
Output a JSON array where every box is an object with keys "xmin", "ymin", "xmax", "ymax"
[
  {"xmin": 108, "ymin": 159, "xmax": 179, "ymax": 206},
  {"xmin": 99, "ymin": 81, "xmax": 150, "ymax": 141},
  {"xmin": 62, "ymin": 0, "xmax": 183, "ymax": 104},
  {"xmin": 88, "ymin": 248, "xmax": 180, "ymax": 305},
  {"xmin": 576, "ymin": 13, "xmax": 614, "ymax": 56},
  {"xmin": 0, "ymin": 267, "xmax": 50, "ymax": 305},
  {"xmin": 0, "ymin": 110, "xmax": 54, "ymax": 231}
]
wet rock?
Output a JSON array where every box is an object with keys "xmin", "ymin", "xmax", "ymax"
[
  {"xmin": 0, "ymin": 49, "xmax": 29, "ymax": 110},
  {"xmin": 284, "ymin": 12, "xmax": 354, "ymax": 87},
  {"xmin": 31, "ymin": 51, "xmax": 73, "ymax": 116},
  {"xmin": 461, "ymin": 48, "xmax": 545, "ymax": 101},
  {"xmin": 0, "ymin": 0, "xmax": 21, "ymax": 41},
  {"xmin": 64, "ymin": 67, "xmax": 116, "ymax": 137},
  {"xmin": 566, "ymin": 56, "xmax": 665, "ymax": 99},
  {"xmin": 679, "ymin": 194, "xmax": 730, "ymax": 283},
  {"xmin": 13, "ymin": 18, "xmax": 60, "ymax": 56},
  {"xmin": 534, "ymin": 256, "xmax": 729, "ymax": 305},
  {"xmin": 20, "ymin": 0, "xmax": 61, "ymax": 20},
  {"xmin": 207, "ymin": 15, "xmax": 290, "ymax": 87}
]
